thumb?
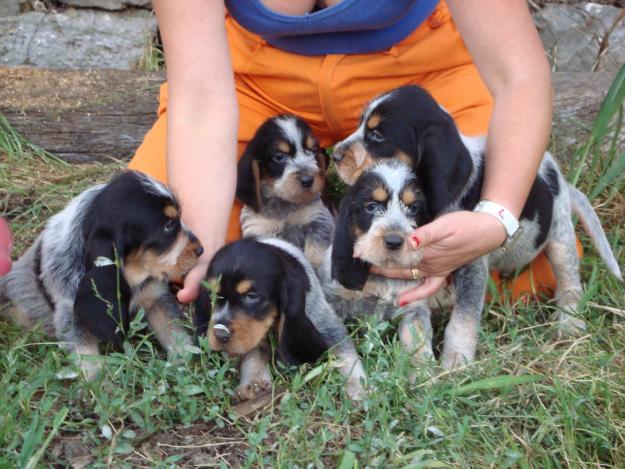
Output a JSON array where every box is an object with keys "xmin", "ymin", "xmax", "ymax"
[
  {"xmin": 409, "ymin": 215, "xmax": 452, "ymax": 249},
  {"xmin": 397, "ymin": 275, "xmax": 446, "ymax": 305},
  {"xmin": 176, "ymin": 264, "xmax": 206, "ymax": 304}
]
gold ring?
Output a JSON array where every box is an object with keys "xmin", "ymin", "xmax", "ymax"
[{"xmin": 410, "ymin": 267, "xmax": 422, "ymax": 280}]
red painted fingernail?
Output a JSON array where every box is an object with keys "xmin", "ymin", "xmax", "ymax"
[
  {"xmin": 410, "ymin": 235, "xmax": 420, "ymax": 247},
  {"xmin": 399, "ymin": 300, "xmax": 408, "ymax": 307}
]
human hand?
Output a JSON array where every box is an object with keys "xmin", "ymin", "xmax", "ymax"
[
  {"xmin": 0, "ymin": 218, "xmax": 12, "ymax": 276},
  {"xmin": 176, "ymin": 256, "xmax": 211, "ymax": 304},
  {"xmin": 370, "ymin": 211, "xmax": 507, "ymax": 305}
]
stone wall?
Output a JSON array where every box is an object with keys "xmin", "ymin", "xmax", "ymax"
[
  {"xmin": 0, "ymin": 1, "xmax": 623, "ymax": 72},
  {"xmin": 0, "ymin": 0, "xmax": 157, "ymax": 70}
]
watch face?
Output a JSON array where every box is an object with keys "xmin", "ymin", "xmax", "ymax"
[{"xmin": 502, "ymin": 225, "xmax": 523, "ymax": 251}]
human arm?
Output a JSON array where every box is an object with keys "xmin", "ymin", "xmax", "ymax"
[
  {"xmin": 371, "ymin": 0, "xmax": 553, "ymax": 304},
  {"xmin": 152, "ymin": 0, "xmax": 239, "ymax": 303}
]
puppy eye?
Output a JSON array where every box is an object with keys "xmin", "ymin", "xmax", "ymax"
[
  {"xmin": 243, "ymin": 291, "xmax": 260, "ymax": 303},
  {"xmin": 163, "ymin": 219, "xmax": 178, "ymax": 232},
  {"xmin": 365, "ymin": 202, "xmax": 381, "ymax": 214},
  {"xmin": 272, "ymin": 153, "xmax": 288, "ymax": 163},
  {"xmin": 407, "ymin": 203, "xmax": 420, "ymax": 216},
  {"xmin": 368, "ymin": 129, "xmax": 385, "ymax": 143}
]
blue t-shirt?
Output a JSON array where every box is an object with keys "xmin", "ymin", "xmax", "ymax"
[{"xmin": 225, "ymin": 0, "xmax": 440, "ymax": 55}]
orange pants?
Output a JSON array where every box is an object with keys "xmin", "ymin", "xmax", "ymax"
[{"xmin": 129, "ymin": 1, "xmax": 574, "ymax": 301}]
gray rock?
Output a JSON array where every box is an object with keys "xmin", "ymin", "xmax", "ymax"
[
  {"xmin": 534, "ymin": 2, "xmax": 625, "ymax": 72},
  {"xmin": 0, "ymin": 0, "xmax": 21, "ymax": 17},
  {"xmin": 0, "ymin": 9, "xmax": 157, "ymax": 69},
  {"xmin": 59, "ymin": 0, "xmax": 152, "ymax": 11}
]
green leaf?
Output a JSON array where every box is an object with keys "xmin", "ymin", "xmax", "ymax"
[
  {"xmin": 453, "ymin": 375, "xmax": 543, "ymax": 395},
  {"xmin": 24, "ymin": 407, "xmax": 69, "ymax": 469},
  {"xmin": 337, "ymin": 450, "xmax": 358, "ymax": 469},
  {"xmin": 183, "ymin": 384, "xmax": 204, "ymax": 396}
]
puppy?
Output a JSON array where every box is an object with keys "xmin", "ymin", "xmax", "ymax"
[
  {"xmin": 0, "ymin": 170, "xmax": 204, "ymax": 379},
  {"xmin": 320, "ymin": 160, "xmax": 447, "ymax": 369},
  {"xmin": 194, "ymin": 237, "xmax": 366, "ymax": 401},
  {"xmin": 329, "ymin": 85, "xmax": 622, "ymax": 369},
  {"xmin": 236, "ymin": 115, "xmax": 334, "ymax": 268}
]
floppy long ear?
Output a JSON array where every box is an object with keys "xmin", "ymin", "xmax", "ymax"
[
  {"xmin": 330, "ymin": 192, "xmax": 370, "ymax": 290},
  {"xmin": 413, "ymin": 123, "xmax": 473, "ymax": 216},
  {"xmin": 193, "ymin": 285, "xmax": 212, "ymax": 339},
  {"xmin": 74, "ymin": 231, "xmax": 131, "ymax": 345},
  {"xmin": 236, "ymin": 142, "xmax": 262, "ymax": 212},
  {"xmin": 74, "ymin": 264, "xmax": 131, "ymax": 345},
  {"xmin": 316, "ymin": 148, "xmax": 328, "ymax": 176},
  {"xmin": 277, "ymin": 253, "xmax": 328, "ymax": 365}
]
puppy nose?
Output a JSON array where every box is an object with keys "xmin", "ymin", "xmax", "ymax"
[
  {"xmin": 383, "ymin": 233, "xmax": 404, "ymax": 251},
  {"xmin": 213, "ymin": 323, "xmax": 231, "ymax": 343},
  {"xmin": 194, "ymin": 245, "xmax": 204, "ymax": 257},
  {"xmin": 298, "ymin": 174, "xmax": 314, "ymax": 188}
]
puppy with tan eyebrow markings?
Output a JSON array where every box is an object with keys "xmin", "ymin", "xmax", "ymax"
[
  {"xmin": 194, "ymin": 237, "xmax": 366, "ymax": 402},
  {"xmin": 328, "ymin": 85, "xmax": 622, "ymax": 371},
  {"xmin": 320, "ymin": 160, "xmax": 449, "ymax": 373},
  {"xmin": 0, "ymin": 170, "xmax": 204, "ymax": 380},
  {"xmin": 236, "ymin": 115, "xmax": 334, "ymax": 269}
]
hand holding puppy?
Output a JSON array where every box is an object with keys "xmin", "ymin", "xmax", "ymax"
[{"xmin": 370, "ymin": 211, "xmax": 507, "ymax": 304}]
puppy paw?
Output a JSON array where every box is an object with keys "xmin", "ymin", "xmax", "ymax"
[
  {"xmin": 441, "ymin": 349, "xmax": 473, "ymax": 372},
  {"xmin": 78, "ymin": 358, "xmax": 103, "ymax": 382},
  {"xmin": 557, "ymin": 312, "xmax": 586, "ymax": 338},
  {"xmin": 235, "ymin": 379, "xmax": 272, "ymax": 402},
  {"xmin": 345, "ymin": 377, "xmax": 367, "ymax": 401}
]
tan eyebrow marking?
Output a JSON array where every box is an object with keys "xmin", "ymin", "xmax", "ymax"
[
  {"xmin": 401, "ymin": 188, "xmax": 417, "ymax": 206},
  {"xmin": 306, "ymin": 135, "xmax": 316, "ymax": 150},
  {"xmin": 366, "ymin": 114, "xmax": 381, "ymax": 129},
  {"xmin": 372, "ymin": 187, "xmax": 389, "ymax": 203},
  {"xmin": 277, "ymin": 141, "xmax": 291, "ymax": 153},
  {"xmin": 236, "ymin": 279, "xmax": 254, "ymax": 295},
  {"xmin": 164, "ymin": 205, "xmax": 179, "ymax": 218}
]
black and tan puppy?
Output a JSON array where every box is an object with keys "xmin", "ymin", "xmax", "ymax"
[
  {"xmin": 328, "ymin": 85, "xmax": 622, "ymax": 369},
  {"xmin": 0, "ymin": 170, "xmax": 203, "ymax": 379},
  {"xmin": 320, "ymin": 160, "xmax": 445, "ymax": 370},
  {"xmin": 194, "ymin": 237, "xmax": 365, "ymax": 401},
  {"xmin": 236, "ymin": 115, "xmax": 334, "ymax": 268}
]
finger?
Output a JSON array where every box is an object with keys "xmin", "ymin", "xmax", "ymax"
[
  {"xmin": 409, "ymin": 215, "xmax": 453, "ymax": 249},
  {"xmin": 176, "ymin": 267, "xmax": 205, "ymax": 303},
  {"xmin": 369, "ymin": 265, "xmax": 414, "ymax": 280},
  {"xmin": 397, "ymin": 276, "xmax": 447, "ymax": 305}
]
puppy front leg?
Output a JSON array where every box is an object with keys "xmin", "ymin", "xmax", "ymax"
[
  {"xmin": 138, "ymin": 283, "xmax": 192, "ymax": 360},
  {"xmin": 54, "ymin": 299, "xmax": 103, "ymax": 381},
  {"xmin": 398, "ymin": 303, "xmax": 433, "ymax": 380},
  {"xmin": 441, "ymin": 259, "xmax": 488, "ymax": 371},
  {"xmin": 236, "ymin": 343, "xmax": 272, "ymax": 401},
  {"xmin": 544, "ymin": 219, "xmax": 586, "ymax": 336}
]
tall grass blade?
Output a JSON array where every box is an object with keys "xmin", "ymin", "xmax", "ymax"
[{"xmin": 570, "ymin": 64, "xmax": 625, "ymax": 187}]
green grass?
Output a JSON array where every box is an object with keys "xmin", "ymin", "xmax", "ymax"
[{"xmin": 1, "ymin": 68, "xmax": 625, "ymax": 467}]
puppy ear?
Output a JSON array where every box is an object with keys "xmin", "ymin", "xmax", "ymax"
[
  {"xmin": 74, "ymin": 263, "xmax": 131, "ymax": 345},
  {"xmin": 413, "ymin": 124, "xmax": 473, "ymax": 216},
  {"xmin": 74, "ymin": 230, "xmax": 131, "ymax": 344},
  {"xmin": 236, "ymin": 142, "xmax": 262, "ymax": 212},
  {"xmin": 276, "ymin": 252, "xmax": 328, "ymax": 365},
  {"xmin": 193, "ymin": 285, "xmax": 212, "ymax": 338},
  {"xmin": 331, "ymin": 192, "xmax": 370, "ymax": 290},
  {"xmin": 316, "ymin": 148, "xmax": 328, "ymax": 176}
]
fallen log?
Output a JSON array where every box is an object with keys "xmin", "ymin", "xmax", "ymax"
[{"xmin": 0, "ymin": 67, "xmax": 621, "ymax": 163}]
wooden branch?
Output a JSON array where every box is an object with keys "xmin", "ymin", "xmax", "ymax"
[{"xmin": 0, "ymin": 67, "xmax": 621, "ymax": 163}]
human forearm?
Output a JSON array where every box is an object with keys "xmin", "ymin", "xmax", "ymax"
[
  {"xmin": 167, "ymin": 101, "xmax": 238, "ymax": 260},
  {"xmin": 481, "ymin": 76, "xmax": 553, "ymax": 218}
]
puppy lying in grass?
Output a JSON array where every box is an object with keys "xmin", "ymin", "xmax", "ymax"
[
  {"xmin": 194, "ymin": 237, "xmax": 366, "ymax": 401},
  {"xmin": 0, "ymin": 170, "xmax": 203, "ymax": 380}
]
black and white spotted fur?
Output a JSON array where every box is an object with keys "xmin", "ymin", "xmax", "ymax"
[
  {"xmin": 330, "ymin": 85, "xmax": 622, "ymax": 369},
  {"xmin": 236, "ymin": 115, "xmax": 334, "ymax": 269},
  {"xmin": 0, "ymin": 171, "xmax": 203, "ymax": 379}
]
